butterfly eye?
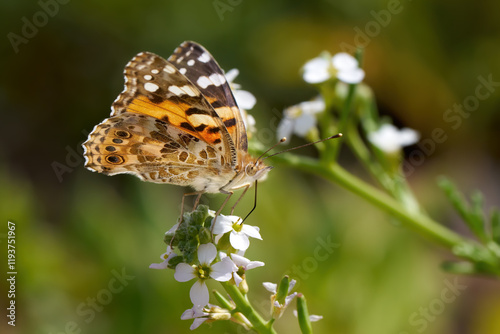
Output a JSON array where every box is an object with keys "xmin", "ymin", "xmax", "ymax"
[
  {"xmin": 115, "ymin": 130, "xmax": 131, "ymax": 139},
  {"xmin": 105, "ymin": 155, "xmax": 125, "ymax": 165},
  {"xmin": 245, "ymin": 164, "xmax": 257, "ymax": 176}
]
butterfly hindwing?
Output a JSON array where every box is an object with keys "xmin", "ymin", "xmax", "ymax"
[
  {"xmin": 168, "ymin": 41, "xmax": 248, "ymax": 155},
  {"xmin": 83, "ymin": 113, "xmax": 235, "ymax": 189}
]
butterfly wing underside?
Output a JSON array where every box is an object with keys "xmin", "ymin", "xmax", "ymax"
[
  {"xmin": 83, "ymin": 52, "xmax": 238, "ymax": 190},
  {"xmin": 168, "ymin": 41, "xmax": 249, "ymax": 160}
]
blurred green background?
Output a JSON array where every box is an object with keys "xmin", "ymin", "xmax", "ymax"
[{"xmin": 1, "ymin": 0, "xmax": 500, "ymax": 333}]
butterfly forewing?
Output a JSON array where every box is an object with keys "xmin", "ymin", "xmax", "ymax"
[
  {"xmin": 168, "ymin": 42, "xmax": 248, "ymax": 156},
  {"xmin": 111, "ymin": 52, "xmax": 236, "ymax": 165}
]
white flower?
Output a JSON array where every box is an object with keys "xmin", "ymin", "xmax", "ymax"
[
  {"xmin": 181, "ymin": 304, "xmax": 231, "ymax": 330},
  {"xmin": 149, "ymin": 246, "xmax": 176, "ymax": 270},
  {"xmin": 226, "ymin": 69, "xmax": 257, "ymax": 134},
  {"xmin": 226, "ymin": 69, "xmax": 257, "ymax": 110},
  {"xmin": 212, "ymin": 215, "xmax": 262, "ymax": 251},
  {"xmin": 303, "ymin": 52, "xmax": 365, "ymax": 84},
  {"xmin": 263, "ymin": 279, "xmax": 298, "ymax": 318},
  {"xmin": 292, "ymin": 310, "xmax": 323, "ymax": 322},
  {"xmin": 221, "ymin": 253, "xmax": 265, "ymax": 287},
  {"xmin": 277, "ymin": 97, "xmax": 325, "ymax": 143},
  {"xmin": 368, "ymin": 124, "xmax": 420, "ymax": 153},
  {"xmin": 174, "ymin": 243, "xmax": 237, "ymax": 306},
  {"xmin": 181, "ymin": 305, "xmax": 210, "ymax": 330}
]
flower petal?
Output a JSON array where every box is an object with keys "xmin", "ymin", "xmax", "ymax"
[
  {"xmin": 241, "ymin": 224, "xmax": 262, "ymax": 240},
  {"xmin": 230, "ymin": 232, "xmax": 250, "ymax": 251},
  {"xmin": 174, "ymin": 263, "xmax": 196, "ymax": 282},
  {"xmin": 277, "ymin": 117, "xmax": 294, "ymax": 143},
  {"xmin": 212, "ymin": 215, "xmax": 236, "ymax": 235},
  {"xmin": 398, "ymin": 127, "xmax": 420, "ymax": 146},
  {"xmin": 149, "ymin": 261, "xmax": 169, "ymax": 270},
  {"xmin": 303, "ymin": 57, "xmax": 330, "ymax": 83},
  {"xmin": 198, "ymin": 243, "xmax": 217, "ymax": 265},
  {"xmin": 293, "ymin": 113, "xmax": 316, "ymax": 137},
  {"xmin": 225, "ymin": 68, "xmax": 239, "ymax": 82},
  {"xmin": 263, "ymin": 282, "xmax": 277, "ymax": 293},
  {"xmin": 234, "ymin": 90, "xmax": 257, "ymax": 110},
  {"xmin": 167, "ymin": 222, "xmax": 180, "ymax": 234},
  {"xmin": 309, "ymin": 314, "xmax": 323, "ymax": 322},
  {"xmin": 284, "ymin": 292, "xmax": 298, "ymax": 306},
  {"xmin": 190, "ymin": 317, "xmax": 208, "ymax": 330},
  {"xmin": 368, "ymin": 124, "xmax": 419, "ymax": 153},
  {"xmin": 181, "ymin": 305, "xmax": 206, "ymax": 320},
  {"xmin": 299, "ymin": 99, "xmax": 325, "ymax": 115},
  {"xmin": 246, "ymin": 260, "xmax": 265, "ymax": 270},
  {"xmin": 332, "ymin": 52, "xmax": 358, "ymax": 71},
  {"xmin": 190, "ymin": 280, "xmax": 209, "ymax": 306},
  {"xmin": 211, "ymin": 257, "xmax": 237, "ymax": 281},
  {"xmin": 337, "ymin": 67, "xmax": 365, "ymax": 84},
  {"xmin": 233, "ymin": 272, "xmax": 243, "ymax": 287},
  {"xmin": 230, "ymin": 253, "xmax": 250, "ymax": 267}
]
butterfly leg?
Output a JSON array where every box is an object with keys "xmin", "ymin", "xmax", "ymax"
[
  {"xmin": 210, "ymin": 191, "xmax": 233, "ymax": 233},
  {"xmin": 180, "ymin": 191, "xmax": 204, "ymax": 220},
  {"xmin": 230, "ymin": 185, "xmax": 250, "ymax": 215}
]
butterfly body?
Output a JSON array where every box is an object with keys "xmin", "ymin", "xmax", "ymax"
[{"xmin": 83, "ymin": 42, "xmax": 271, "ymax": 194}]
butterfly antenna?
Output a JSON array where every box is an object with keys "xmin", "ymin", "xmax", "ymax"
[
  {"xmin": 262, "ymin": 133, "xmax": 343, "ymax": 161},
  {"xmin": 256, "ymin": 137, "xmax": 287, "ymax": 162}
]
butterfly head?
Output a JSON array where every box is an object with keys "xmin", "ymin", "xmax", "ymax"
[{"xmin": 244, "ymin": 159, "xmax": 273, "ymax": 182}]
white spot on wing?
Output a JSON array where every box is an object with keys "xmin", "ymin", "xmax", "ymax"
[
  {"xmin": 197, "ymin": 76, "xmax": 211, "ymax": 89},
  {"xmin": 209, "ymin": 73, "xmax": 226, "ymax": 86},
  {"xmin": 163, "ymin": 65, "xmax": 176, "ymax": 74},
  {"xmin": 168, "ymin": 85, "xmax": 184, "ymax": 96},
  {"xmin": 144, "ymin": 74, "xmax": 152, "ymax": 80},
  {"xmin": 187, "ymin": 59, "xmax": 195, "ymax": 66},
  {"xmin": 180, "ymin": 85, "xmax": 198, "ymax": 97},
  {"xmin": 151, "ymin": 69, "xmax": 160, "ymax": 74},
  {"xmin": 144, "ymin": 82, "xmax": 159, "ymax": 92},
  {"xmin": 198, "ymin": 52, "xmax": 210, "ymax": 63},
  {"xmin": 196, "ymin": 73, "xmax": 227, "ymax": 88},
  {"xmin": 179, "ymin": 68, "xmax": 187, "ymax": 75}
]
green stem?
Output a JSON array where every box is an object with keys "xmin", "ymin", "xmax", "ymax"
[
  {"xmin": 270, "ymin": 153, "xmax": 466, "ymax": 249},
  {"xmin": 346, "ymin": 124, "xmax": 421, "ymax": 213},
  {"xmin": 222, "ymin": 282, "xmax": 277, "ymax": 334}
]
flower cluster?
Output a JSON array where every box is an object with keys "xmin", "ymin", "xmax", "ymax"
[
  {"xmin": 150, "ymin": 205, "xmax": 264, "ymax": 329},
  {"xmin": 277, "ymin": 50, "xmax": 420, "ymax": 157}
]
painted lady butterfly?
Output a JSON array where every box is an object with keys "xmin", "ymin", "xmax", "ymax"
[{"xmin": 83, "ymin": 41, "xmax": 271, "ymax": 209}]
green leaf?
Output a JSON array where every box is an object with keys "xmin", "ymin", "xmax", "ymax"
[
  {"xmin": 438, "ymin": 177, "xmax": 469, "ymax": 222},
  {"xmin": 441, "ymin": 261, "xmax": 476, "ymax": 275},
  {"xmin": 469, "ymin": 191, "xmax": 487, "ymax": 241},
  {"xmin": 490, "ymin": 208, "xmax": 500, "ymax": 244},
  {"xmin": 438, "ymin": 177, "xmax": 488, "ymax": 241}
]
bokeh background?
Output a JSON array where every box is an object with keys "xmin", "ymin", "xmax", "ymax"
[{"xmin": 1, "ymin": 0, "xmax": 500, "ymax": 333}]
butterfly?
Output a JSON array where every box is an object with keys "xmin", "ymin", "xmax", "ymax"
[{"xmin": 82, "ymin": 41, "xmax": 272, "ymax": 212}]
